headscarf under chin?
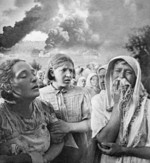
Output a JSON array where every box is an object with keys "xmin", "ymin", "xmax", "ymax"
[
  {"xmin": 106, "ymin": 55, "xmax": 148, "ymax": 147},
  {"xmin": 97, "ymin": 64, "xmax": 107, "ymax": 90}
]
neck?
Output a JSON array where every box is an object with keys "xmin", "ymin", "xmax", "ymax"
[
  {"xmin": 8, "ymin": 99, "xmax": 34, "ymax": 118},
  {"xmin": 52, "ymin": 81, "xmax": 69, "ymax": 90}
]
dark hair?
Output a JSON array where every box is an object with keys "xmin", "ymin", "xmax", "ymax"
[
  {"xmin": 47, "ymin": 53, "xmax": 74, "ymax": 81},
  {"xmin": 0, "ymin": 58, "xmax": 24, "ymax": 102}
]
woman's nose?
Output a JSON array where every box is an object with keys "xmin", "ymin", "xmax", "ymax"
[
  {"xmin": 101, "ymin": 76, "xmax": 105, "ymax": 82},
  {"xmin": 31, "ymin": 75, "xmax": 37, "ymax": 82},
  {"xmin": 66, "ymin": 70, "xmax": 71, "ymax": 77},
  {"xmin": 119, "ymin": 71, "xmax": 124, "ymax": 78}
]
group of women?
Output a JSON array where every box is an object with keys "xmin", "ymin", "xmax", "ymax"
[{"xmin": 0, "ymin": 53, "xmax": 150, "ymax": 163}]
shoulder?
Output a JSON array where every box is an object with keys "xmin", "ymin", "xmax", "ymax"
[
  {"xmin": 0, "ymin": 102, "xmax": 7, "ymax": 125},
  {"xmin": 34, "ymin": 98, "xmax": 54, "ymax": 114},
  {"xmin": 91, "ymin": 90, "xmax": 107, "ymax": 105},
  {"xmin": 39, "ymin": 85, "xmax": 53, "ymax": 94},
  {"xmin": 67, "ymin": 85, "xmax": 86, "ymax": 95},
  {"xmin": 0, "ymin": 102, "xmax": 6, "ymax": 113},
  {"xmin": 92, "ymin": 93, "xmax": 101, "ymax": 102}
]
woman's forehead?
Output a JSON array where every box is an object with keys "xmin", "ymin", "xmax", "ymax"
[
  {"xmin": 98, "ymin": 68, "xmax": 106, "ymax": 74},
  {"xmin": 12, "ymin": 61, "xmax": 32, "ymax": 73},
  {"xmin": 114, "ymin": 60, "xmax": 133, "ymax": 70},
  {"xmin": 56, "ymin": 61, "xmax": 74, "ymax": 68},
  {"xmin": 91, "ymin": 75, "xmax": 98, "ymax": 79}
]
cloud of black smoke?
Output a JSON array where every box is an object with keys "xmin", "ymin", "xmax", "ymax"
[
  {"xmin": 44, "ymin": 16, "xmax": 101, "ymax": 50},
  {"xmin": 1, "ymin": 0, "xmax": 150, "ymax": 51},
  {"xmin": 0, "ymin": 0, "xmax": 59, "ymax": 48}
]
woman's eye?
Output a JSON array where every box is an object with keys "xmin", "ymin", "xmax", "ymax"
[
  {"xmin": 20, "ymin": 73, "xmax": 27, "ymax": 78},
  {"xmin": 62, "ymin": 69, "xmax": 66, "ymax": 72},
  {"xmin": 126, "ymin": 71, "xmax": 132, "ymax": 75},
  {"xmin": 69, "ymin": 69, "xmax": 73, "ymax": 73},
  {"xmin": 114, "ymin": 69, "xmax": 120, "ymax": 73}
]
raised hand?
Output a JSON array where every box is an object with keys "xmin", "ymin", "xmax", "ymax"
[{"xmin": 112, "ymin": 80, "xmax": 122, "ymax": 104}]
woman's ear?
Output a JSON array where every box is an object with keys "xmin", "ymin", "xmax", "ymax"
[
  {"xmin": 49, "ymin": 69, "xmax": 54, "ymax": 77},
  {"xmin": 47, "ymin": 68, "xmax": 55, "ymax": 80}
]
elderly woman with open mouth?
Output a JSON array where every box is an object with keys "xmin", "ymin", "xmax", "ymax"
[{"xmin": 0, "ymin": 58, "xmax": 64, "ymax": 163}]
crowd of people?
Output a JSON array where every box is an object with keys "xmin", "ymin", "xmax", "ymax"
[{"xmin": 0, "ymin": 53, "xmax": 150, "ymax": 163}]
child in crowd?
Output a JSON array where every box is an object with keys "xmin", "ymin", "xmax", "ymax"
[{"xmin": 40, "ymin": 53, "xmax": 91, "ymax": 163}]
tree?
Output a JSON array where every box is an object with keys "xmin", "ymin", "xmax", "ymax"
[{"xmin": 125, "ymin": 25, "xmax": 150, "ymax": 93}]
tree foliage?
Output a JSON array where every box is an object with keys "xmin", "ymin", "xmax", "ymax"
[
  {"xmin": 125, "ymin": 25, "xmax": 150, "ymax": 93},
  {"xmin": 125, "ymin": 25, "xmax": 150, "ymax": 56}
]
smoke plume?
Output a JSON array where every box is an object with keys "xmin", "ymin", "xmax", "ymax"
[
  {"xmin": 0, "ymin": 0, "xmax": 150, "ymax": 51},
  {"xmin": 0, "ymin": 0, "xmax": 59, "ymax": 48}
]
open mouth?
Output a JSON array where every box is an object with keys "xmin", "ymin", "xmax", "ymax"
[{"xmin": 64, "ymin": 79, "xmax": 71, "ymax": 83}]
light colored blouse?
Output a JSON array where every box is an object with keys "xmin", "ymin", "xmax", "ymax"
[
  {"xmin": 40, "ymin": 84, "xmax": 91, "ymax": 150},
  {"xmin": 91, "ymin": 90, "xmax": 150, "ymax": 163}
]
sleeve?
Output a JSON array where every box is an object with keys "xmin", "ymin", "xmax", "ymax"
[
  {"xmin": 0, "ymin": 112, "xmax": 3, "ymax": 143},
  {"xmin": 81, "ymin": 89, "xmax": 91, "ymax": 120},
  {"xmin": 145, "ymin": 99, "xmax": 150, "ymax": 147},
  {"xmin": 28, "ymin": 151, "xmax": 44, "ymax": 163},
  {"xmin": 40, "ymin": 100, "xmax": 58, "ymax": 124},
  {"xmin": 0, "ymin": 106, "xmax": 6, "ymax": 144},
  {"xmin": 91, "ymin": 93, "xmax": 109, "ymax": 138}
]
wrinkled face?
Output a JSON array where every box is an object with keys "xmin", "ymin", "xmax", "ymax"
[
  {"xmin": 98, "ymin": 68, "xmax": 106, "ymax": 90},
  {"xmin": 11, "ymin": 61, "xmax": 39, "ymax": 100},
  {"xmin": 52, "ymin": 61, "xmax": 74, "ymax": 89},
  {"xmin": 90, "ymin": 75, "xmax": 99, "ymax": 87},
  {"xmin": 112, "ymin": 60, "xmax": 136, "ymax": 88}
]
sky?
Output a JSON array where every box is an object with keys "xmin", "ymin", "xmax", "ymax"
[
  {"xmin": 0, "ymin": 0, "xmax": 35, "ymax": 32},
  {"xmin": 0, "ymin": 0, "xmax": 150, "ymax": 48}
]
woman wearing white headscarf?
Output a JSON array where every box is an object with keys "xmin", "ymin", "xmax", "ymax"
[
  {"xmin": 85, "ymin": 73, "xmax": 100, "ymax": 98},
  {"xmin": 97, "ymin": 64, "xmax": 107, "ymax": 91},
  {"xmin": 77, "ymin": 76, "xmax": 86, "ymax": 88},
  {"xmin": 91, "ymin": 56, "xmax": 150, "ymax": 163}
]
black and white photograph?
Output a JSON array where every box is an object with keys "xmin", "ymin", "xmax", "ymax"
[{"xmin": 0, "ymin": 0, "xmax": 150, "ymax": 163}]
